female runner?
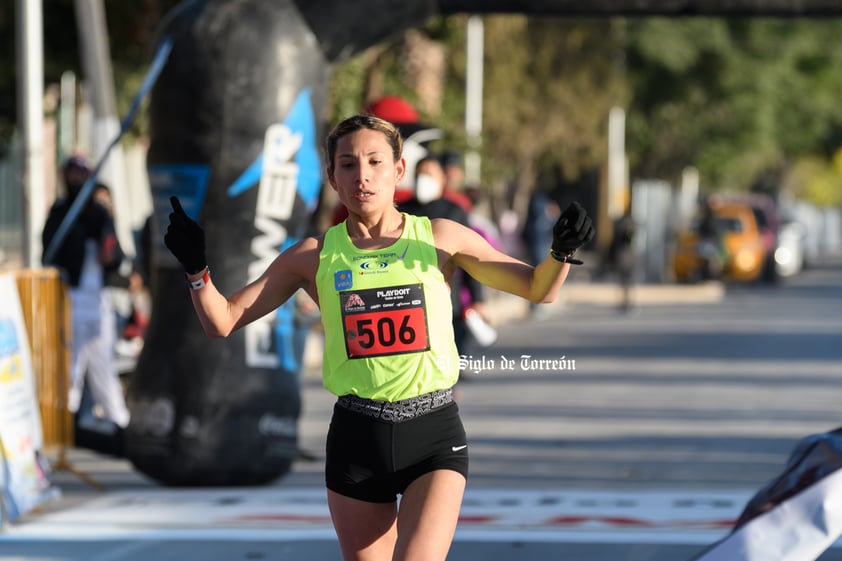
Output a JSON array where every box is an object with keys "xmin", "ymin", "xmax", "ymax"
[{"xmin": 164, "ymin": 114, "xmax": 594, "ymax": 561}]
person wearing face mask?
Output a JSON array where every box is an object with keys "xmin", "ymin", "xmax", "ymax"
[
  {"xmin": 42, "ymin": 156, "xmax": 131, "ymax": 450},
  {"xmin": 397, "ymin": 156, "xmax": 490, "ymax": 355},
  {"xmin": 438, "ymin": 149, "xmax": 474, "ymax": 214}
]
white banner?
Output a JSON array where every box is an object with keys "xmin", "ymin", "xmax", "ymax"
[
  {"xmin": 693, "ymin": 468, "xmax": 842, "ymax": 561},
  {"xmin": 693, "ymin": 429, "xmax": 842, "ymax": 561},
  {"xmin": 0, "ymin": 273, "xmax": 55, "ymax": 523}
]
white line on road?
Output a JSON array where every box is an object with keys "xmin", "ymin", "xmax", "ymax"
[{"xmin": 2, "ymin": 487, "xmax": 840, "ymax": 549}]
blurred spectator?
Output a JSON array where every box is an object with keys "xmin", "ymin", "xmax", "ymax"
[
  {"xmin": 460, "ymin": 185, "xmax": 503, "ymax": 331},
  {"xmin": 93, "ymin": 183, "xmax": 149, "ymax": 359},
  {"xmin": 398, "ymin": 156, "xmax": 491, "ymax": 354},
  {"xmin": 608, "ymin": 210, "xmax": 637, "ymax": 313},
  {"xmin": 521, "ymin": 190, "xmax": 561, "ymax": 315},
  {"xmin": 696, "ymin": 195, "xmax": 725, "ymax": 281},
  {"xmin": 438, "ymin": 149, "xmax": 473, "ymax": 213},
  {"xmin": 697, "ymin": 196, "xmax": 720, "ymax": 246},
  {"xmin": 464, "ymin": 185, "xmax": 503, "ymax": 252},
  {"xmin": 522, "ymin": 190, "xmax": 561, "ymax": 266},
  {"xmin": 42, "ymin": 157, "xmax": 131, "ymax": 436}
]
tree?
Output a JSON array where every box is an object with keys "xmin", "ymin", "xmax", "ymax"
[
  {"xmin": 481, "ymin": 16, "xmax": 627, "ymax": 213},
  {"xmin": 331, "ymin": 15, "xmax": 628, "ymax": 215},
  {"xmin": 6, "ymin": 5, "xmax": 842, "ymax": 209},
  {"xmin": 0, "ymin": 0, "xmax": 180, "ymax": 153},
  {"xmin": 625, "ymin": 17, "xmax": 842, "ymax": 201}
]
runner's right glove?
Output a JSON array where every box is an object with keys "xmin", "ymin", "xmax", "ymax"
[{"xmin": 164, "ymin": 196, "xmax": 207, "ymax": 274}]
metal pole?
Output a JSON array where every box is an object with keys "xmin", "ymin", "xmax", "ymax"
[
  {"xmin": 464, "ymin": 15, "xmax": 484, "ymax": 186},
  {"xmin": 17, "ymin": 0, "xmax": 46, "ymax": 269},
  {"xmin": 73, "ymin": 0, "xmax": 134, "ymax": 257},
  {"xmin": 59, "ymin": 71, "xmax": 77, "ymax": 163},
  {"xmin": 607, "ymin": 106, "xmax": 627, "ymax": 219},
  {"xmin": 74, "ymin": 0, "xmax": 117, "ymax": 118}
]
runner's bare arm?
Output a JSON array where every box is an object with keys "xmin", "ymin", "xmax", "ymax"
[
  {"xmin": 432, "ymin": 219, "xmax": 570, "ymax": 305},
  {"xmin": 188, "ymin": 236, "xmax": 321, "ymax": 337}
]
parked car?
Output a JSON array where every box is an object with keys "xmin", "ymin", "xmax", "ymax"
[
  {"xmin": 725, "ymin": 193, "xmax": 780, "ymax": 283},
  {"xmin": 673, "ymin": 201, "xmax": 766, "ymax": 283}
]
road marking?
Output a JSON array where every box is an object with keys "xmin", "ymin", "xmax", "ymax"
[{"xmin": 2, "ymin": 488, "xmax": 840, "ymax": 548}]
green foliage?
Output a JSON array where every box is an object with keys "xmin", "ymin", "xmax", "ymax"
[
  {"xmin": 327, "ymin": 55, "xmax": 370, "ymax": 124},
  {"xmin": 2, "ymin": 4, "xmax": 842, "ymax": 207},
  {"xmin": 784, "ymin": 151, "xmax": 842, "ymax": 207},
  {"xmin": 329, "ymin": 14, "xmax": 842, "ymax": 208},
  {"xmin": 626, "ymin": 17, "xmax": 842, "ymax": 204},
  {"xmin": 0, "ymin": 0, "xmax": 180, "ymax": 149}
]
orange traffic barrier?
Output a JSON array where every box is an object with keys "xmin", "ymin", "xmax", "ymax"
[
  {"xmin": 14, "ymin": 268, "xmax": 103, "ymax": 489},
  {"xmin": 14, "ymin": 268, "xmax": 72, "ymax": 452}
]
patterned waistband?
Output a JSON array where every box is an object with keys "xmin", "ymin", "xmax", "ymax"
[{"xmin": 336, "ymin": 388, "xmax": 454, "ymax": 423}]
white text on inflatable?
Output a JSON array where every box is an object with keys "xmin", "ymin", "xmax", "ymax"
[{"xmin": 245, "ymin": 123, "xmax": 301, "ymax": 368}]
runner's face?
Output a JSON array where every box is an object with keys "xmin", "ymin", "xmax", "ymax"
[{"xmin": 329, "ymin": 129, "xmax": 405, "ymax": 214}]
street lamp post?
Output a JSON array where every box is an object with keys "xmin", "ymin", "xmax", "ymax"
[
  {"xmin": 464, "ymin": 15, "xmax": 483, "ymax": 186},
  {"xmin": 16, "ymin": 0, "xmax": 45, "ymax": 269},
  {"xmin": 73, "ymin": 0, "xmax": 134, "ymax": 257}
]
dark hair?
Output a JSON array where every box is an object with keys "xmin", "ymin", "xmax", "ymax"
[
  {"xmin": 62, "ymin": 154, "xmax": 91, "ymax": 174},
  {"xmin": 325, "ymin": 114, "xmax": 403, "ymax": 175},
  {"xmin": 413, "ymin": 155, "xmax": 442, "ymax": 178},
  {"xmin": 62, "ymin": 155, "xmax": 92, "ymax": 185},
  {"xmin": 438, "ymin": 149, "xmax": 462, "ymax": 169}
]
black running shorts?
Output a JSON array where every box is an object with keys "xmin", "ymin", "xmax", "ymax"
[{"xmin": 325, "ymin": 401, "xmax": 469, "ymax": 503}]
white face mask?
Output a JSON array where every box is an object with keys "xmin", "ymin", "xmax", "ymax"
[{"xmin": 415, "ymin": 173, "xmax": 443, "ymax": 204}]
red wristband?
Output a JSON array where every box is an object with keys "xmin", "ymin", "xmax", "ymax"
[{"xmin": 187, "ymin": 268, "xmax": 210, "ymax": 290}]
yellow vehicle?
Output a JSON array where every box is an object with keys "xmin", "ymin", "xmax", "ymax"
[{"xmin": 673, "ymin": 202, "xmax": 766, "ymax": 283}]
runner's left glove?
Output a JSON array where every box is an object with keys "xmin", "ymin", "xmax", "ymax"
[
  {"xmin": 164, "ymin": 196, "xmax": 207, "ymax": 274},
  {"xmin": 550, "ymin": 201, "xmax": 595, "ymax": 263}
]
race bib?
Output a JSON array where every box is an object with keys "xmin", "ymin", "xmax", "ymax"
[{"xmin": 340, "ymin": 283, "xmax": 430, "ymax": 358}]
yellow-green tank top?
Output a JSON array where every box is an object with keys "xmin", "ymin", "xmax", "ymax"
[{"xmin": 315, "ymin": 213, "xmax": 459, "ymax": 401}]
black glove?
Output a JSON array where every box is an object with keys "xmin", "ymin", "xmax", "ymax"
[
  {"xmin": 551, "ymin": 202, "xmax": 595, "ymax": 263},
  {"xmin": 164, "ymin": 196, "xmax": 207, "ymax": 274}
]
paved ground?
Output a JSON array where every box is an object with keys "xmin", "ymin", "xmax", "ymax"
[{"xmin": 3, "ymin": 256, "xmax": 842, "ymax": 560}]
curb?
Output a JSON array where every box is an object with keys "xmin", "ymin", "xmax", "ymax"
[{"xmin": 482, "ymin": 280, "xmax": 725, "ymax": 326}]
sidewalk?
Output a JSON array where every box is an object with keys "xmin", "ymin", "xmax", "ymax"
[{"xmin": 482, "ymin": 255, "xmax": 726, "ymax": 326}]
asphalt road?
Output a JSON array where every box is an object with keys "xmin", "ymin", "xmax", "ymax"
[{"xmin": 2, "ymin": 255, "xmax": 842, "ymax": 560}]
